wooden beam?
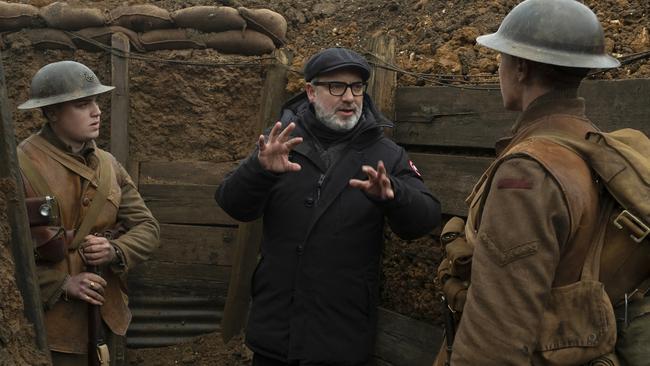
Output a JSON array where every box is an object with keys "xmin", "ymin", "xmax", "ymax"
[
  {"xmin": 110, "ymin": 32, "xmax": 130, "ymax": 166},
  {"xmin": 152, "ymin": 224, "xmax": 237, "ymax": 266},
  {"xmin": 139, "ymin": 183, "xmax": 238, "ymax": 226},
  {"xmin": 410, "ymin": 153, "xmax": 494, "ymax": 217},
  {"xmin": 139, "ymin": 160, "xmax": 239, "ymax": 186},
  {"xmin": 0, "ymin": 50, "xmax": 50, "ymax": 359},
  {"xmin": 221, "ymin": 49, "xmax": 293, "ymax": 343},
  {"xmin": 393, "ymin": 79, "xmax": 650, "ymax": 148},
  {"xmin": 373, "ymin": 307, "xmax": 444, "ymax": 366},
  {"xmin": 366, "ymin": 35, "xmax": 397, "ymax": 137}
]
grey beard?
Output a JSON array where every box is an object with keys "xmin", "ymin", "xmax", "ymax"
[{"xmin": 313, "ymin": 103, "xmax": 361, "ymax": 131}]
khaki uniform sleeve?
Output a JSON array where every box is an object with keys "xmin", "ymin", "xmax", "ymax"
[
  {"xmin": 451, "ymin": 157, "xmax": 571, "ymax": 365},
  {"xmin": 37, "ymin": 267, "xmax": 68, "ymax": 309},
  {"xmin": 110, "ymin": 162, "xmax": 160, "ymax": 274}
]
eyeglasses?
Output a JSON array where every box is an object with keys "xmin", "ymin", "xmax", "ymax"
[{"xmin": 311, "ymin": 81, "xmax": 367, "ymax": 96}]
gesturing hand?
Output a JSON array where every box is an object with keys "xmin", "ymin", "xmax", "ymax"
[
  {"xmin": 349, "ymin": 160, "xmax": 395, "ymax": 200},
  {"xmin": 258, "ymin": 122, "xmax": 303, "ymax": 173},
  {"xmin": 63, "ymin": 272, "xmax": 107, "ymax": 305}
]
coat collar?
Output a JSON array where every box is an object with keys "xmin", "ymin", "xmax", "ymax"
[{"xmin": 495, "ymin": 89, "xmax": 596, "ymax": 156}]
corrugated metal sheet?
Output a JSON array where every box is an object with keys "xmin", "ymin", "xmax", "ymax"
[{"xmin": 126, "ymin": 295, "xmax": 224, "ymax": 348}]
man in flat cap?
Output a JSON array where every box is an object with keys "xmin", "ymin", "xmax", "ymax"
[{"xmin": 216, "ymin": 47, "xmax": 441, "ymax": 365}]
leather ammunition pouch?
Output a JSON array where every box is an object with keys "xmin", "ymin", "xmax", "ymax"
[{"xmin": 31, "ymin": 225, "xmax": 74, "ymax": 263}]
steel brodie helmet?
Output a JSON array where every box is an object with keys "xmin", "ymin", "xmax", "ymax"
[
  {"xmin": 18, "ymin": 61, "xmax": 115, "ymax": 110},
  {"xmin": 476, "ymin": 0, "xmax": 620, "ymax": 69}
]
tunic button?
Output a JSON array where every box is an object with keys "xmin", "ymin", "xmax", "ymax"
[
  {"xmin": 296, "ymin": 245, "xmax": 304, "ymax": 255},
  {"xmin": 82, "ymin": 197, "xmax": 91, "ymax": 206},
  {"xmin": 304, "ymin": 197, "xmax": 314, "ymax": 207}
]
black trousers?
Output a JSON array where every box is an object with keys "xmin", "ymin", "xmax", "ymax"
[
  {"xmin": 252, "ymin": 353, "xmax": 299, "ymax": 366},
  {"xmin": 252, "ymin": 353, "xmax": 370, "ymax": 366}
]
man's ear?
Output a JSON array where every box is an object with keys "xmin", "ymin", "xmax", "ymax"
[
  {"xmin": 516, "ymin": 58, "xmax": 529, "ymax": 83},
  {"xmin": 41, "ymin": 106, "xmax": 58, "ymax": 122},
  {"xmin": 306, "ymin": 83, "xmax": 316, "ymax": 103}
]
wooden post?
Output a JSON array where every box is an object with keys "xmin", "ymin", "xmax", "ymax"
[
  {"xmin": 0, "ymin": 50, "xmax": 50, "ymax": 359},
  {"xmin": 221, "ymin": 49, "xmax": 293, "ymax": 343},
  {"xmin": 366, "ymin": 35, "xmax": 397, "ymax": 137},
  {"xmin": 110, "ymin": 32, "xmax": 130, "ymax": 166}
]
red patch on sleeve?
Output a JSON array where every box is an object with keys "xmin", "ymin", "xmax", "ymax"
[
  {"xmin": 497, "ymin": 178, "xmax": 533, "ymax": 189},
  {"xmin": 409, "ymin": 160, "xmax": 421, "ymax": 177}
]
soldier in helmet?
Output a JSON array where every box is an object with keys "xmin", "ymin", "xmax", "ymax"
[
  {"xmin": 16, "ymin": 61, "xmax": 160, "ymax": 365},
  {"xmin": 434, "ymin": 0, "xmax": 621, "ymax": 364}
]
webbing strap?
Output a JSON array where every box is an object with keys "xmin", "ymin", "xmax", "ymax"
[{"xmin": 70, "ymin": 149, "xmax": 113, "ymax": 249}]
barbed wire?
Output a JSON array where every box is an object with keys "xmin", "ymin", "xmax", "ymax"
[{"xmin": 64, "ymin": 30, "xmax": 649, "ymax": 90}]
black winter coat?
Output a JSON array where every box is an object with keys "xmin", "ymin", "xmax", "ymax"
[{"xmin": 216, "ymin": 94, "xmax": 441, "ymax": 365}]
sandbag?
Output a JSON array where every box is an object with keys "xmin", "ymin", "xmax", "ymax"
[
  {"xmin": 23, "ymin": 28, "xmax": 76, "ymax": 50},
  {"xmin": 0, "ymin": 1, "xmax": 41, "ymax": 31},
  {"xmin": 140, "ymin": 29, "xmax": 205, "ymax": 51},
  {"xmin": 238, "ymin": 7, "xmax": 287, "ymax": 46},
  {"xmin": 171, "ymin": 6, "xmax": 246, "ymax": 33},
  {"xmin": 70, "ymin": 26, "xmax": 144, "ymax": 52},
  {"xmin": 110, "ymin": 4, "xmax": 173, "ymax": 32},
  {"xmin": 39, "ymin": 2, "xmax": 107, "ymax": 30},
  {"xmin": 192, "ymin": 29, "xmax": 275, "ymax": 56}
]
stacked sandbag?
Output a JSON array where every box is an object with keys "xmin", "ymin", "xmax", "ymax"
[
  {"xmin": 0, "ymin": 2, "xmax": 288, "ymax": 56},
  {"xmin": 70, "ymin": 26, "xmax": 144, "ymax": 52},
  {"xmin": 109, "ymin": 4, "xmax": 173, "ymax": 32},
  {"xmin": 5, "ymin": 29, "xmax": 77, "ymax": 51},
  {"xmin": 171, "ymin": 6, "xmax": 246, "ymax": 33},
  {"xmin": 39, "ymin": 2, "xmax": 107, "ymax": 30},
  {"xmin": 238, "ymin": 7, "xmax": 287, "ymax": 47},
  {"xmin": 0, "ymin": 1, "xmax": 42, "ymax": 31},
  {"xmin": 140, "ymin": 29, "xmax": 205, "ymax": 51},
  {"xmin": 191, "ymin": 29, "xmax": 275, "ymax": 56}
]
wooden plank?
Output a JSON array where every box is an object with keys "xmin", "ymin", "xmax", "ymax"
[
  {"xmin": 0, "ymin": 50, "xmax": 49, "ymax": 357},
  {"xmin": 128, "ymin": 262, "xmax": 231, "ymax": 291},
  {"xmin": 139, "ymin": 183, "xmax": 238, "ymax": 226},
  {"xmin": 221, "ymin": 49, "xmax": 293, "ymax": 342},
  {"xmin": 394, "ymin": 79, "xmax": 650, "ymax": 148},
  {"xmin": 373, "ymin": 307, "xmax": 444, "ymax": 366},
  {"xmin": 410, "ymin": 153, "xmax": 494, "ymax": 217},
  {"xmin": 110, "ymin": 32, "xmax": 130, "ymax": 166},
  {"xmin": 139, "ymin": 160, "xmax": 239, "ymax": 186},
  {"xmin": 366, "ymin": 35, "xmax": 397, "ymax": 137},
  {"xmin": 153, "ymin": 224, "xmax": 237, "ymax": 266}
]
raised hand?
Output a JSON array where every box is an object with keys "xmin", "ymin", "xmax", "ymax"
[
  {"xmin": 62, "ymin": 272, "xmax": 107, "ymax": 305},
  {"xmin": 258, "ymin": 122, "xmax": 303, "ymax": 173},
  {"xmin": 349, "ymin": 160, "xmax": 394, "ymax": 200}
]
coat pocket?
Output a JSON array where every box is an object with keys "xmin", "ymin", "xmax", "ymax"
[{"xmin": 536, "ymin": 279, "xmax": 616, "ymax": 365}]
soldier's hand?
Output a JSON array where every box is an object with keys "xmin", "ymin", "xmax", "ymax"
[
  {"xmin": 63, "ymin": 272, "xmax": 107, "ymax": 305},
  {"xmin": 349, "ymin": 160, "xmax": 395, "ymax": 200},
  {"xmin": 80, "ymin": 235, "xmax": 116, "ymax": 266},
  {"xmin": 258, "ymin": 121, "xmax": 303, "ymax": 173}
]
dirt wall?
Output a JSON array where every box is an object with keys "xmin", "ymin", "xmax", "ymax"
[
  {"xmin": 0, "ymin": 178, "xmax": 49, "ymax": 366},
  {"xmin": 3, "ymin": 46, "xmax": 263, "ymax": 162}
]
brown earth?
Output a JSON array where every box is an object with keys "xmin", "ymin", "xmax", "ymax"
[
  {"xmin": 0, "ymin": 178, "xmax": 50, "ymax": 366},
  {"xmin": 1, "ymin": 0, "xmax": 648, "ymax": 365}
]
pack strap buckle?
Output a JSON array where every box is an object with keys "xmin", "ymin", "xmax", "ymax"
[{"xmin": 614, "ymin": 210, "xmax": 650, "ymax": 243}]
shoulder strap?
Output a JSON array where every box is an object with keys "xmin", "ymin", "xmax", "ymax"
[
  {"xmin": 29, "ymin": 135, "xmax": 97, "ymax": 184},
  {"xmin": 70, "ymin": 150, "xmax": 114, "ymax": 249},
  {"xmin": 17, "ymin": 148, "xmax": 53, "ymax": 197}
]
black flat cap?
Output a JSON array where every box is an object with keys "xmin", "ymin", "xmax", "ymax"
[{"xmin": 303, "ymin": 48, "xmax": 371, "ymax": 82}]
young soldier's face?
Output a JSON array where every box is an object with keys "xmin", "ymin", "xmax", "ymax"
[{"xmin": 50, "ymin": 96, "xmax": 102, "ymax": 142}]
